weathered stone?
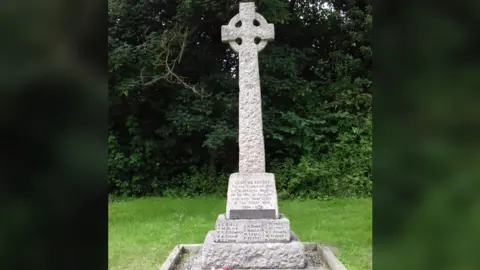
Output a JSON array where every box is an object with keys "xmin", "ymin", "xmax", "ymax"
[
  {"xmin": 221, "ymin": 1, "xmax": 274, "ymax": 173},
  {"xmin": 214, "ymin": 214, "xmax": 291, "ymax": 243},
  {"xmin": 160, "ymin": 243, "xmax": 347, "ymax": 270},
  {"xmin": 202, "ymin": 231, "xmax": 306, "ymax": 269},
  {"xmin": 197, "ymin": 4, "xmax": 311, "ymax": 270},
  {"xmin": 221, "ymin": 2, "xmax": 274, "ymax": 53},
  {"xmin": 226, "ymin": 173, "xmax": 279, "ymax": 219}
]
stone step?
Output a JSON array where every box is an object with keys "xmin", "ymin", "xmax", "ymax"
[{"xmin": 202, "ymin": 231, "xmax": 306, "ymax": 269}]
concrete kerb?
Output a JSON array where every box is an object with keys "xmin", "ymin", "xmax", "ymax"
[{"xmin": 159, "ymin": 243, "xmax": 347, "ymax": 270}]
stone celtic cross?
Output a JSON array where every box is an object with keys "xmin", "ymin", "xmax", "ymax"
[
  {"xmin": 221, "ymin": 2, "xmax": 274, "ymax": 173},
  {"xmin": 198, "ymin": 3, "xmax": 306, "ymax": 267}
]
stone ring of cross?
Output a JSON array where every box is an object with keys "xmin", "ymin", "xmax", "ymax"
[{"xmin": 221, "ymin": 3, "xmax": 275, "ymax": 53}]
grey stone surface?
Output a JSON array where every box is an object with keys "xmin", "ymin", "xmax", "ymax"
[
  {"xmin": 229, "ymin": 209, "xmax": 276, "ymax": 219},
  {"xmin": 318, "ymin": 246, "xmax": 347, "ymax": 270},
  {"xmin": 159, "ymin": 243, "xmax": 347, "ymax": 270},
  {"xmin": 184, "ymin": 247, "xmax": 326, "ymax": 270},
  {"xmin": 202, "ymin": 231, "xmax": 306, "ymax": 269},
  {"xmin": 226, "ymin": 173, "xmax": 279, "ymax": 219},
  {"xmin": 215, "ymin": 214, "xmax": 291, "ymax": 243},
  {"xmin": 159, "ymin": 245, "xmax": 182, "ymax": 270},
  {"xmin": 221, "ymin": 2, "xmax": 274, "ymax": 173},
  {"xmin": 221, "ymin": 2, "xmax": 274, "ymax": 53}
]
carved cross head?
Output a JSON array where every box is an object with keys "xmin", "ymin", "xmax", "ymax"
[{"xmin": 221, "ymin": 2, "xmax": 274, "ymax": 53}]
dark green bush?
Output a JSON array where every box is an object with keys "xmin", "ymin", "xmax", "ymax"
[
  {"xmin": 275, "ymin": 113, "xmax": 372, "ymax": 199},
  {"xmin": 108, "ymin": 0, "xmax": 372, "ymax": 198}
]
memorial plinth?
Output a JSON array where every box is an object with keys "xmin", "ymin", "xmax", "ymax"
[
  {"xmin": 206, "ymin": 171, "xmax": 306, "ymax": 268},
  {"xmin": 202, "ymin": 172, "xmax": 305, "ymax": 269}
]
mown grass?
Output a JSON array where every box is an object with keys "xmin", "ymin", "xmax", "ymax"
[{"xmin": 109, "ymin": 197, "xmax": 371, "ymax": 270}]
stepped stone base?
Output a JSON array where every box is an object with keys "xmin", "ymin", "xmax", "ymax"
[
  {"xmin": 202, "ymin": 231, "xmax": 306, "ymax": 269},
  {"xmin": 215, "ymin": 214, "xmax": 291, "ymax": 243}
]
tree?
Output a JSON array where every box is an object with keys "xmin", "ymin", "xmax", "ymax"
[{"xmin": 108, "ymin": 0, "xmax": 372, "ymax": 198}]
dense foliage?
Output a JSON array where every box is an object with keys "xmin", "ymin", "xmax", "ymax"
[{"xmin": 108, "ymin": 0, "xmax": 372, "ymax": 198}]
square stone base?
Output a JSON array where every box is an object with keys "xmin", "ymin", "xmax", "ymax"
[
  {"xmin": 202, "ymin": 231, "xmax": 306, "ymax": 269},
  {"xmin": 215, "ymin": 214, "xmax": 291, "ymax": 243}
]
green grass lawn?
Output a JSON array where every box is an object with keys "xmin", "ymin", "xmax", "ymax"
[{"xmin": 109, "ymin": 197, "xmax": 371, "ymax": 270}]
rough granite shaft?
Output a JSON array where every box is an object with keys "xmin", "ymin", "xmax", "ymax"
[{"xmin": 221, "ymin": 2, "xmax": 274, "ymax": 173}]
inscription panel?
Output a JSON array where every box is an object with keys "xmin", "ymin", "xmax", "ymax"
[
  {"xmin": 226, "ymin": 173, "xmax": 279, "ymax": 219},
  {"xmin": 242, "ymin": 222, "xmax": 264, "ymax": 242},
  {"xmin": 214, "ymin": 214, "xmax": 290, "ymax": 243},
  {"xmin": 229, "ymin": 177, "xmax": 274, "ymax": 208},
  {"xmin": 264, "ymin": 222, "xmax": 290, "ymax": 242},
  {"xmin": 215, "ymin": 219, "xmax": 241, "ymax": 242}
]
